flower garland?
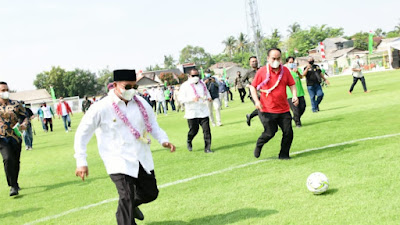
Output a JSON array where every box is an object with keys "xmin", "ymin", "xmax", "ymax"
[
  {"xmin": 256, "ymin": 64, "xmax": 284, "ymax": 97},
  {"xmin": 190, "ymin": 80, "xmax": 208, "ymax": 99},
  {"xmin": 112, "ymin": 96, "xmax": 152, "ymax": 144}
]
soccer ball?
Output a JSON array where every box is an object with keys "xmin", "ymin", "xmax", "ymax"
[{"xmin": 306, "ymin": 172, "xmax": 329, "ymax": 195}]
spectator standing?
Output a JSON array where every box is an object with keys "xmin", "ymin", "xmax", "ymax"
[{"xmin": 56, "ymin": 97, "xmax": 73, "ymax": 132}]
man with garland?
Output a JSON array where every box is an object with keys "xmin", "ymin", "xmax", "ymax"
[
  {"xmin": 74, "ymin": 69, "xmax": 176, "ymax": 225},
  {"xmin": 0, "ymin": 81, "xmax": 28, "ymax": 196},
  {"xmin": 179, "ymin": 68, "xmax": 213, "ymax": 153},
  {"xmin": 249, "ymin": 48, "xmax": 298, "ymax": 159}
]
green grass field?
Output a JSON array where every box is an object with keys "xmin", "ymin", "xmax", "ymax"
[{"xmin": 1, "ymin": 70, "xmax": 400, "ymax": 225}]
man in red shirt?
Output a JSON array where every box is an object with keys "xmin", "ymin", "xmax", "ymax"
[
  {"xmin": 56, "ymin": 97, "xmax": 73, "ymax": 132},
  {"xmin": 249, "ymin": 48, "xmax": 298, "ymax": 159}
]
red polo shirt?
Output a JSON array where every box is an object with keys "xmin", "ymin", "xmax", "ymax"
[{"xmin": 251, "ymin": 65, "xmax": 295, "ymax": 113}]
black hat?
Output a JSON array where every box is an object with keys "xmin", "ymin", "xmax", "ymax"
[{"xmin": 113, "ymin": 69, "xmax": 136, "ymax": 81}]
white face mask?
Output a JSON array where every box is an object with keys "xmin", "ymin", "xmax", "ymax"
[
  {"xmin": 119, "ymin": 87, "xmax": 136, "ymax": 101},
  {"xmin": 1, "ymin": 91, "xmax": 9, "ymax": 100},
  {"xmin": 270, "ymin": 60, "xmax": 280, "ymax": 69},
  {"xmin": 189, "ymin": 76, "xmax": 200, "ymax": 84}
]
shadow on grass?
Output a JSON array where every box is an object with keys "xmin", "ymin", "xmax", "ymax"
[
  {"xmin": 321, "ymin": 188, "xmax": 338, "ymax": 196},
  {"xmin": 212, "ymin": 140, "xmax": 255, "ymax": 152},
  {"xmin": 292, "ymin": 143, "xmax": 357, "ymax": 159},
  {"xmin": 146, "ymin": 208, "xmax": 278, "ymax": 225},
  {"xmin": 0, "ymin": 207, "xmax": 41, "ymax": 219},
  {"xmin": 303, "ymin": 117, "xmax": 343, "ymax": 127},
  {"xmin": 222, "ymin": 119, "xmax": 247, "ymax": 126},
  {"xmin": 23, "ymin": 176, "xmax": 108, "ymax": 195}
]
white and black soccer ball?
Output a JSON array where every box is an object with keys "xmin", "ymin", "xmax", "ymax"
[{"xmin": 306, "ymin": 172, "xmax": 329, "ymax": 195}]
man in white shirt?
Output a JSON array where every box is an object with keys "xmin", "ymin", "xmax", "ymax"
[
  {"xmin": 74, "ymin": 69, "xmax": 176, "ymax": 225},
  {"xmin": 179, "ymin": 69, "xmax": 213, "ymax": 153},
  {"xmin": 349, "ymin": 55, "xmax": 370, "ymax": 94},
  {"xmin": 41, "ymin": 102, "xmax": 54, "ymax": 132}
]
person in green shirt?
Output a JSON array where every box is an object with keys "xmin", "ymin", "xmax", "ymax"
[
  {"xmin": 286, "ymin": 57, "xmax": 306, "ymax": 127},
  {"xmin": 164, "ymin": 88, "xmax": 171, "ymax": 111}
]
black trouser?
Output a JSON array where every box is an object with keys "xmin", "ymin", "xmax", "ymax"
[
  {"xmin": 0, "ymin": 138, "xmax": 22, "ymax": 188},
  {"xmin": 349, "ymin": 76, "xmax": 368, "ymax": 92},
  {"xmin": 288, "ymin": 96, "xmax": 306, "ymax": 126},
  {"xmin": 151, "ymin": 100, "xmax": 156, "ymax": 112},
  {"xmin": 227, "ymin": 89, "xmax": 233, "ymax": 101},
  {"xmin": 187, "ymin": 117, "xmax": 211, "ymax": 150},
  {"xmin": 238, "ymin": 88, "xmax": 246, "ymax": 102},
  {"xmin": 248, "ymin": 95, "xmax": 259, "ymax": 120},
  {"xmin": 110, "ymin": 164, "xmax": 159, "ymax": 225},
  {"xmin": 165, "ymin": 100, "xmax": 170, "ymax": 110},
  {"xmin": 170, "ymin": 99, "xmax": 176, "ymax": 111},
  {"xmin": 44, "ymin": 118, "xmax": 53, "ymax": 131},
  {"xmin": 256, "ymin": 112, "xmax": 293, "ymax": 158}
]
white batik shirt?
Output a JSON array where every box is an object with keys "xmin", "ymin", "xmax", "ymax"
[
  {"xmin": 74, "ymin": 90, "xmax": 169, "ymax": 177},
  {"xmin": 178, "ymin": 81, "xmax": 211, "ymax": 119}
]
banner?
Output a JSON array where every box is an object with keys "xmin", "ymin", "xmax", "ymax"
[{"xmin": 368, "ymin": 31, "xmax": 374, "ymax": 54}]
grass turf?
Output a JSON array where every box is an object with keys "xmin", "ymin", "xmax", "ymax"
[{"xmin": 0, "ymin": 70, "xmax": 399, "ymax": 225}]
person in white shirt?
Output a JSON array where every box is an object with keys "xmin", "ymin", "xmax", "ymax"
[
  {"xmin": 41, "ymin": 102, "xmax": 54, "ymax": 132},
  {"xmin": 179, "ymin": 68, "xmax": 213, "ymax": 153},
  {"xmin": 74, "ymin": 69, "xmax": 176, "ymax": 225},
  {"xmin": 349, "ymin": 55, "xmax": 370, "ymax": 94}
]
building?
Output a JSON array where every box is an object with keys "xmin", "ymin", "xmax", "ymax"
[{"xmin": 9, "ymin": 89, "xmax": 52, "ymax": 104}]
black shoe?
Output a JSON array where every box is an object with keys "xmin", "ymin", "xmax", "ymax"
[
  {"xmin": 246, "ymin": 114, "xmax": 251, "ymax": 126},
  {"xmin": 279, "ymin": 156, "xmax": 291, "ymax": 160},
  {"xmin": 187, "ymin": 142, "xmax": 192, "ymax": 152},
  {"xmin": 10, "ymin": 186, "xmax": 19, "ymax": 196},
  {"xmin": 204, "ymin": 149, "xmax": 213, "ymax": 153},
  {"xmin": 133, "ymin": 207, "xmax": 144, "ymax": 221},
  {"xmin": 254, "ymin": 148, "xmax": 261, "ymax": 158}
]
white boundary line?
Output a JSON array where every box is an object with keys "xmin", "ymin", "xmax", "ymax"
[{"xmin": 24, "ymin": 133, "xmax": 400, "ymax": 225}]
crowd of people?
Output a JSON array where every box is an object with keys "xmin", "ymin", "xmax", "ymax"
[{"xmin": 0, "ymin": 49, "xmax": 371, "ymax": 224}]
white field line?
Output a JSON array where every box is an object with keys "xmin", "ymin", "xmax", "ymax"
[{"xmin": 24, "ymin": 133, "xmax": 400, "ymax": 225}]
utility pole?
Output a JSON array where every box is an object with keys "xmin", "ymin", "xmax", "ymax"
[{"xmin": 246, "ymin": 0, "xmax": 263, "ymax": 64}]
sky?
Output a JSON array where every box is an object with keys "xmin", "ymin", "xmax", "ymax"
[{"xmin": 1, "ymin": 0, "xmax": 399, "ymax": 91}]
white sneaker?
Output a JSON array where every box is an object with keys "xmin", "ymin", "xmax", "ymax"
[
  {"xmin": 217, "ymin": 123, "xmax": 222, "ymax": 127},
  {"xmin": 68, "ymin": 127, "xmax": 72, "ymax": 131},
  {"xmin": 212, "ymin": 123, "xmax": 216, "ymax": 127},
  {"xmin": 66, "ymin": 130, "xmax": 69, "ymax": 133}
]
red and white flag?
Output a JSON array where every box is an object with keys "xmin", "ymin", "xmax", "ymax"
[{"xmin": 319, "ymin": 42, "xmax": 326, "ymax": 60}]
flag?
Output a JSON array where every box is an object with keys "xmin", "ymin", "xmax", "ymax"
[
  {"xmin": 50, "ymin": 86, "xmax": 56, "ymax": 100},
  {"xmin": 368, "ymin": 31, "xmax": 374, "ymax": 54},
  {"xmin": 223, "ymin": 68, "xmax": 227, "ymax": 80},
  {"xmin": 285, "ymin": 51, "xmax": 289, "ymax": 58},
  {"xmin": 164, "ymin": 81, "xmax": 167, "ymax": 87},
  {"xmin": 200, "ymin": 67, "xmax": 205, "ymax": 79}
]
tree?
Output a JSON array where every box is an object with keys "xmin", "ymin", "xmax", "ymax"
[
  {"xmin": 236, "ymin": 32, "xmax": 249, "ymax": 54},
  {"xmin": 351, "ymin": 32, "xmax": 369, "ymax": 51},
  {"xmin": 163, "ymin": 55, "xmax": 175, "ymax": 69},
  {"xmin": 287, "ymin": 22, "xmax": 301, "ymax": 36},
  {"xmin": 222, "ymin": 36, "xmax": 237, "ymax": 59},
  {"xmin": 64, "ymin": 69, "xmax": 98, "ymax": 97},
  {"xmin": 97, "ymin": 66, "xmax": 113, "ymax": 91},
  {"xmin": 179, "ymin": 45, "xmax": 213, "ymax": 68},
  {"xmin": 34, "ymin": 66, "xmax": 66, "ymax": 98},
  {"xmin": 374, "ymin": 28, "xmax": 386, "ymax": 37},
  {"xmin": 159, "ymin": 72, "xmax": 179, "ymax": 85},
  {"xmin": 286, "ymin": 24, "xmax": 344, "ymax": 56}
]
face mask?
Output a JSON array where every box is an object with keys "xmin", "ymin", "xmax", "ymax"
[
  {"xmin": 120, "ymin": 87, "xmax": 136, "ymax": 101},
  {"xmin": 205, "ymin": 73, "xmax": 211, "ymax": 78},
  {"xmin": 309, "ymin": 60, "xmax": 314, "ymax": 65},
  {"xmin": 1, "ymin": 91, "xmax": 9, "ymax": 100},
  {"xmin": 22, "ymin": 104, "xmax": 26, "ymax": 107},
  {"xmin": 271, "ymin": 60, "xmax": 280, "ymax": 69},
  {"xmin": 189, "ymin": 76, "xmax": 200, "ymax": 84}
]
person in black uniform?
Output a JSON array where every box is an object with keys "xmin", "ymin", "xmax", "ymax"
[
  {"xmin": 302, "ymin": 57, "xmax": 329, "ymax": 113},
  {"xmin": 242, "ymin": 56, "xmax": 259, "ymax": 126}
]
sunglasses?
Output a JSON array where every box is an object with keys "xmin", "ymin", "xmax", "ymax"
[{"xmin": 123, "ymin": 84, "xmax": 138, "ymax": 90}]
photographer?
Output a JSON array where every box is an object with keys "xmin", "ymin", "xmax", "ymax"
[{"xmin": 303, "ymin": 57, "xmax": 329, "ymax": 113}]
